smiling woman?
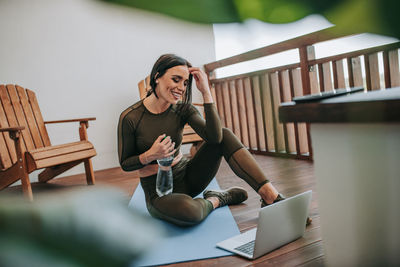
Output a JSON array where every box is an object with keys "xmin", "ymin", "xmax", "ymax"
[{"xmin": 117, "ymin": 54, "xmax": 285, "ymax": 226}]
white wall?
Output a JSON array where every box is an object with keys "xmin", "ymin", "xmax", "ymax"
[{"xmin": 0, "ymin": 0, "xmax": 215, "ymax": 180}]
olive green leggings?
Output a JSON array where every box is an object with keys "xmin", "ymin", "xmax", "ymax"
[{"xmin": 141, "ymin": 128, "xmax": 270, "ymax": 226}]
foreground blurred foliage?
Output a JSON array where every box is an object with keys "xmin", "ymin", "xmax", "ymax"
[
  {"xmin": 0, "ymin": 188, "xmax": 162, "ymax": 267},
  {"xmin": 103, "ymin": 0, "xmax": 400, "ymax": 39}
]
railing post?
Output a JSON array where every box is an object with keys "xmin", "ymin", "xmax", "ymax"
[{"xmin": 299, "ymin": 45, "xmax": 314, "ymax": 158}]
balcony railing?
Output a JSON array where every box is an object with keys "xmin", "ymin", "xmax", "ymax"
[{"xmin": 204, "ymin": 27, "xmax": 400, "ymax": 160}]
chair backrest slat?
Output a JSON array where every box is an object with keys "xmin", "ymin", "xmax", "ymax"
[
  {"xmin": 0, "ymin": 85, "xmax": 27, "ymax": 152},
  {"xmin": 26, "ymin": 89, "xmax": 51, "ymax": 147},
  {"xmin": 16, "ymin": 85, "xmax": 45, "ymax": 148},
  {"xmin": 0, "ymin": 86, "xmax": 17, "ymax": 169},
  {"xmin": 6, "ymin": 85, "xmax": 35, "ymax": 151}
]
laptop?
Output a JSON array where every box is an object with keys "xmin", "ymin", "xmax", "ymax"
[{"xmin": 216, "ymin": 190, "xmax": 312, "ymax": 259}]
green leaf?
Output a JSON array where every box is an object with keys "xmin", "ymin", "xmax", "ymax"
[{"xmin": 102, "ymin": 0, "xmax": 400, "ymax": 39}]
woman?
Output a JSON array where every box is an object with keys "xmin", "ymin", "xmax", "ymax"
[{"xmin": 118, "ymin": 54, "xmax": 284, "ymax": 226}]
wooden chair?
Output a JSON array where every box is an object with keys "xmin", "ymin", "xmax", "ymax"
[
  {"xmin": 0, "ymin": 84, "xmax": 97, "ymax": 201},
  {"xmin": 138, "ymin": 76, "xmax": 203, "ymax": 157}
]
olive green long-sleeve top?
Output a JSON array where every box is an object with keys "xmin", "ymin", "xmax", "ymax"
[{"xmin": 117, "ymin": 100, "xmax": 222, "ymax": 173}]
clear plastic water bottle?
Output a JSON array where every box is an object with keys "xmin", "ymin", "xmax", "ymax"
[{"xmin": 156, "ymin": 156, "xmax": 174, "ymax": 197}]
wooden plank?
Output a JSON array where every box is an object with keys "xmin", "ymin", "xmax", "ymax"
[
  {"xmin": 6, "ymin": 85, "xmax": 35, "ymax": 151},
  {"xmin": 322, "ymin": 62, "xmax": 333, "ymax": 91},
  {"xmin": 183, "ymin": 125, "xmax": 195, "ymax": 135},
  {"xmin": 289, "ymin": 69, "xmax": 301, "ymax": 156},
  {"xmin": 15, "ymin": 85, "xmax": 44, "ymax": 148},
  {"xmin": 214, "ymin": 83, "xmax": 226, "ymax": 127},
  {"xmin": 307, "ymin": 46, "xmax": 319, "ymax": 94},
  {"xmin": 335, "ymin": 59, "xmax": 346, "ymax": 88},
  {"xmin": 29, "ymin": 141, "xmax": 93, "ymax": 160},
  {"xmin": 236, "ymin": 79, "xmax": 249, "ymax": 148},
  {"xmin": 0, "ymin": 161, "xmax": 21, "ymax": 188},
  {"xmin": 243, "ymin": 77, "xmax": 258, "ymax": 150},
  {"xmin": 84, "ymin": 158, "xmax": 95, "ymax": 185},
  {"xmin": 29, "ymin": 140, "xmax": 87, "ymax": 153},
  {"xmin": 281, "ymin": 70, "xmax": 296, "ymax": 154},
  {"xmin": 228, "ymin": 80, "xmax": 241, "ymax": 141},
  {"xmin": 254, "ymin": 241, "xmax": 324, "ymax": 266},
  {"xmin": 38, "ymin": 160, "xmax": 82, "ymax": 183},
  {"xmin": 308, "ymin": 42, "xmax": 400, "ymax": 66},
  {"xmin": 210, "ymin": 84, "xmax": 218, "ymax": 107},
  {"xmin": 1, "ymin": 85, "xmax": 27, "ymax": 152},
  {"xmin": 318, "ymin": 63, "xmax": 325, "ymax": 92},
  {"xmin": 368, "ymin": 53, "xmax": 381, "ymax": 90},
  {"xmin": 145, "ymin": 75, "xmax": 150, "ymax": 89},
  {"xmin": 383, "ymin": 51, "xmax": 391, "ymax": 89},
  {"xmin": 182, "ymin": 134, "xmax": 203, "ymax": 143},
  {"xmin": 299, "ymin": 46, "xmax": 311, "ymax": 95},
  {"xmin": 278, "ymin": 71, "xmax": 290, "ymax": 153},
  {"xmin": 352, "ymin": 57, "xmax": 364, "ymax": 87},
  {"xmin": 26, "ymin": 89, "xmax": 51, "ymax": 147},
  {"xmin": 332, "ymin": 60, "xmax": 339, "ymax": 89},
  {"xmin": 292, "ymin": 69, "xmax": 309, "ymax": 155},
  {"xmin": 389, "ymin": 49, "xmax": 400, "ymax": 87},
  {"xmin": 270, "ymin": 72, "xmax": 285, "ymax": 152},
  {"xmin": 347, "ymin": 58, "xmax": 355, "ymax": 87},
  {"xmin": 251, "ymin": 76, "xmax": 266, "ymax": 151},
  {"xmin": 0, "ymin": 88, "xmax": 16, "ymax": 168},
  {"xmin": 33, "ymin": 149, "xmax": 97, "ymax": 170},
  {"xmin": 221, "ymin": 81, "xmax": 233, "ymax": 130},
  {"xmin": 138, "ymin": 79, "xmax": 147, "ymax": 99},
  {"xmin": 260, "ymin": 74, "xmax": 274, "ymax": 152},
  {"xmin": 0, "ymin": 131, "xmax": 12, "ymax": 169},
  {"xmin": 209, "ymin": 63, "xmax": 300, "ymax": 84}
]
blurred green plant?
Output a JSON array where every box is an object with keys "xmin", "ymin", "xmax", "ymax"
[
  {"xmin": 103, "ymin": 0, "xmax": 400, "ymax": 39},
  {"xmin": 0, "ymin": 188, "xmax": 163, "ymax": 267}
]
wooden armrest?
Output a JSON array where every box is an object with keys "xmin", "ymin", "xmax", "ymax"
[
  {"xmin": 192, "ymin": 103, "xmax": 203, "ymax": 107},
  {"xmin": 44, "ymin": 117, "xmax": 96, "ymax": 124},
  {"xmin": 0, "ymin": 126, "xmax": 25, "ymax": 133}
]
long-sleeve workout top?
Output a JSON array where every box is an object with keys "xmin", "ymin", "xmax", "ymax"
[{"xmin": 118, "ymin": 100, "xmax": 222, "ymax": 173}]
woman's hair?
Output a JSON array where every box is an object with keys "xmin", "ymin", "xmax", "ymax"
[{"xmin": 147, "ymin": 54, "xmax": 193, "ymax": 114}]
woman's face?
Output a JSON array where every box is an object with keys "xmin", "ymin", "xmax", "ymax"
[{"xmin": 155, "ymin": 65, "xmax": 190, "ymax": 104}]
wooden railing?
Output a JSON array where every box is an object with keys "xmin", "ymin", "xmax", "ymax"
[{"xmin": 204, "ymin": 27, "xmax": 400, "ymax": 160}]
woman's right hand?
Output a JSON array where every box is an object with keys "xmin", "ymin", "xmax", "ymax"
[{"xmin": 145, "ymin": 134, "xmax": 176, "ymax": 162}]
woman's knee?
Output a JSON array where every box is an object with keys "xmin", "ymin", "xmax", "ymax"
[
  {"xmin": 177, "ymin": 201, "xmax": 206, "ymax": 224},
  {"xmin": 221, "ymin": 127, "xmax": 244, "ymax": 158}
]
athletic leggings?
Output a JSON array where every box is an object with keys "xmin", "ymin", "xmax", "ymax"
[{"xmin": 140, "ymin": 128, "xmax": 270, "ymax": 226}]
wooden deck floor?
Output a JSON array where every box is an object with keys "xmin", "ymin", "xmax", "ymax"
[{"xmin": 4, "ymin": 154, "xmax": 324, "ymax": 266}]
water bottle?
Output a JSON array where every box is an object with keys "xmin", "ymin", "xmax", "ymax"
[{"xmin": 156, "ymin": 156, "xmax": 174, "ymax": 197}]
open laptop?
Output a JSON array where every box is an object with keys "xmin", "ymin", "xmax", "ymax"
[{"xmin": 216, "ymin": 190, "xmax": 312, "ymax": 259}]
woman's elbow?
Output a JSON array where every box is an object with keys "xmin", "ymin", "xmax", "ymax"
[
  {"xmin": 120, "ymin": 160, "xmax": 134, "ymax": 172},
  {"xmin": 206, "ymin": 130, "xmax": 223, "ymax": 144}
]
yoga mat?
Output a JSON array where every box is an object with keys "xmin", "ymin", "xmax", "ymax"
[{"xmin": 128, "ymin": 178, "xmax": 240, "ymax": 266}]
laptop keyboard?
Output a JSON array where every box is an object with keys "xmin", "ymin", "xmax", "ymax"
[{"xmin": 234, "ymin": 240, "xmax": 255, "ymax": 256}]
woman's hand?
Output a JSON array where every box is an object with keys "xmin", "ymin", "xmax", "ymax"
[
  {"xmin": 139, "ymin": 151, "xmax": 183, "ymax": 177},
  {"xmin": 142, "ymin": 134, "xmax": 176, "ymax": 164},
  {"xmin": 189, "ymin": 67, "xmax": 213, "ymax": 103}
]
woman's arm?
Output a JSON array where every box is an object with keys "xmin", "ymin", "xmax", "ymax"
[
  {"xmin": 186, "ymin": 104, "xmax": 222, "ymax": 143},
  {"xmin": 118, "ymin": 114, "xmax": 146, "ymax": 172},
  {"xmin": 187, "ymin": 67, "xmax": 222, "ymax": 143}
]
